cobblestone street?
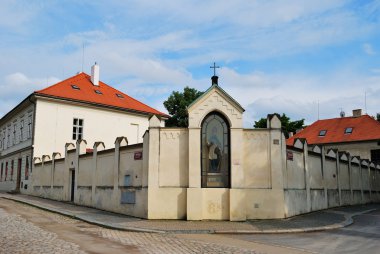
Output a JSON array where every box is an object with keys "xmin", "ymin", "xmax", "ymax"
[{"xmin": 0, "ymin": 199, "xmax": 304, "ymax": 254}]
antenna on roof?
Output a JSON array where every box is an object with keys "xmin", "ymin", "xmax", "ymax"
[
  {"xmin": 340, "ymin": 108, "xmax": 345, "ymax": 118},
  {"xmin": 81, "ymin": 43, "xmax": 85, "ymax": 73},
  {"xmin": 317, "ymin": 100, "xmax": 320, "ymax": 120},
  {"xmin": 365, "ymin": 91, "xmax": 367, "ymax": 114}
]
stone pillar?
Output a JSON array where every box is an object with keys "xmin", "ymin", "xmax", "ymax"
[
  {"xmin": 147, "ymin": 115, "xmax": 161, "ymax": 219},
  {"xmin": 348, "ymin": 154, "xmax": 353, "ymax": 205},
  {"xmin": 51, "ymin": 152, "xmax": 61, "ymax": 189},
  {"xmin": 358, "ymin": 158, "xmax": 364, "ymax": 204},
  {"xmin": 92, "ymin": 142, "xmax": 105, "ymax": 207},
  {"xmin": 113, "ymin": 137, "xmax": 128, "ymax": 202},
  {"xmin": 74, "ymin": 139, "xmax": 87, "ymax": 203},
  {"xmin": 303, "ymin": 140, "xmax": 311, "ymax": 212},
  {"xmin": 320, "ymin": 146, "xmax": 328, "ymax": 209},
  {"xmin": 336, "ymin": 150, "xmax": 342, "ymax": 206},
  {"xmin": 230, "ymin": 128, "xmax": 244, "ymax": 188},
  {"xmin": 64, "ymin": 143, "xmax": 75, "ymax": 201}
]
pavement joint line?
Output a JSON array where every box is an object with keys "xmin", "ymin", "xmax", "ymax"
[
  {"xmin": 1, "ymin": 196, "xmax": 165, "ymax": 234},
  {"xmin": 1, "ymin": 194, "xmax": 378, "ymax": 235}
]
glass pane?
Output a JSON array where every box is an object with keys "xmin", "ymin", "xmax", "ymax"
[
  {"xmin": 73, "ymin": 119, "xmax": 77, "ymax": 125},
  {"xmin": 79, "ymin": 119, "xmax": 83, "ymax": 126},
  {"xmin": 201, "ymin": 112, "xmax": 230, "ymax": 188}
]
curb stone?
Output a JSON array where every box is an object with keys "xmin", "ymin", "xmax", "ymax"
[
  {"xmin": 214, "ymin": 209, "xmax": 376, "ymax": 234},
  {"xmin": 1, "ymin": 195, "xmax": 376, "ymax": 234}
]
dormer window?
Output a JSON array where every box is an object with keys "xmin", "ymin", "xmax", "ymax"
[
  {"xmin": 319, "ymin": 130, "xmax": 327, "ymax": 136},
  {"xmin": 345, "ymin": 127, "xmax": 353, "ymax": 134},
  {"xmin": 116, "ymin": 93, "xmax": 124, "ymax": 99},
  {"xmin": 71, "ymin": 84, "xmax": 80, "ymax": 90},
  {"xmin": 94, "ymin": 90, "xmax": 103, "ymax": 95}
]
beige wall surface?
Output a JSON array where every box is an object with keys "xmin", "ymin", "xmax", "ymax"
[
  {"xmin": 308, "ymin": 154, "xmax": 323, "ymax": 189},
  {"xmin": 243, "ymin": 130, "xmax": 271, "ymax": 188},
  {"xmin": 33, "ymin": 98, "xmax": 152, "ymax": 157},
  {"xmin": 326, "ymin": 141, "xmax": 380, "ymax": 160},
  {"xmin": 158, "ymin": 129, "xmax": 188, "ymax": 188},
  {"xmin": 285, "ymin": 150, "xmax": 305, "ymax": 189}
]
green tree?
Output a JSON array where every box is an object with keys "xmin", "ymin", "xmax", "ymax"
[
  {"xmin": 254, "ymin": 113, "xmax": 305, "ymax": 138},
  {"xmin": 163, "ymin": 87, "xmax": 204, "ymax": 127},
  {"xmin": 377, "ymin": 113, "xmax": 380, "ymax": 122}
]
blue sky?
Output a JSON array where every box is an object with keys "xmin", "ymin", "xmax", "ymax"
[{"xmin": 0, "ymin": 0, "xmax": 379, "ymax": 126}]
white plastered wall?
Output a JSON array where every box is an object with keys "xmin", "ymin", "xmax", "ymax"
[{"xmin": 33, "ymin": 98, "xmax": 152, "ymax": 158}]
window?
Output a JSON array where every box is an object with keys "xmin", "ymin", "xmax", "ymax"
[
  {"xmin": 345, "ymin": 127, "xmax": 353, "ymax": 134},
  {"xmin": 0, "ymin": 133, "xmax": 2, "ymax": 150},
  {"xmin": 7, "ymin": 127, "xmax": 11, "ymax": 147},
  {"xmin": 94, "ymin": 89, "xmax": 103, "ymax": 95},
  {"xmin": 27, "ymin": 115, "xmax": 32, "ymax": 139},
  {"xmin": 71, "ymin": 84, "xmax": 80, "ymax": 90},
  {"xmin": 116, "ymin": 93, "xmax": 124, "ymax": 99},
  {"xmin": 5, "ymin": 162, "xmax": 8, "ymax": 181},
  {"xmin": 72, "ymin": 118, "xmax": 84, "ymax": 140},
  {"xmin": 25, "ymin": 156, "xmax": 29, "ymax": 180},
  {"xmin": 2, "ymin": 130, "xmax": 5, "ymax": 149},
  {"xmin": 13, "ymin": 123, "xmax": 17, "ymax": 144},
  {"xmin": 318, "ymin": 130, "xmax": 327, "ymax": 136},
  {"xmin": 371, "ymin": 149, "xmax": 380, "ymax": 164},
  {"xmin": 10, "ymin": 160, "xmax": 13, "ymax": 181},
  {"xmin": 20, "ymin": 120, "xmax": 24, "ymax": 141},
  {"xmin": 0, "ymin": 163, "xmax": 3, "ymax": 181},
  {"xmin": 201, "ymin": 112, "xmax": 230, "ymax": 188}
]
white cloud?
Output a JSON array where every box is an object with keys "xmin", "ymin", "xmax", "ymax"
[
  {"xmin": 363, "ymin": 43, "xmax": 376, "ymax": 55},
  {"xmin": 0, "ymin": 73, "xmax": 60, "ymax": 115}
]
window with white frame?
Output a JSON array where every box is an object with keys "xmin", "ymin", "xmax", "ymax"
[
  {"xmin": 20, "ymin": 119, "xmax": 24, "ymax": 141},
  {"xmin": 72, "ymin": 118, "xmax": 84, "ymax": 140},
  {"xmin": 2, "ymin": 130, "xmax": 5, "ymax": 149},
  {"xmin": 13, "ymin": 123, "xmax": 17, "ymax": 144},
  {"xmin": 27, "ymin": 115, "xmax": 32, "ymax": 139},
  {"xmin": 7, "ymin": 127, "xmax": 11, "ymax": 147}
]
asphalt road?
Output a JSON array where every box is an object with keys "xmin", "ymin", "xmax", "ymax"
[{"xmin": 225, "ymin": 209, "xmax": 380, "ymax": 254}]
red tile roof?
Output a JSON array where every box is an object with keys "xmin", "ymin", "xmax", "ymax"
[
  {"xmin": 34, "ymin": 72, "xmax": 167, "ymax": 117},
  {"xmin": 287, "ymin": 115, "xmax": 380, "ymax": 146}
]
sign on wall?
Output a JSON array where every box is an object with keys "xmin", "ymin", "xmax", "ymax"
[{"xmin": 134, "ymin": 151, "xmax": 143, "ymax": 160}]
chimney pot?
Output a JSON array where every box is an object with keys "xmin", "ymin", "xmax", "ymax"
[
  {"xmin": 352, "ymin": 109, "xmax": 362, "ymax": 117},
  {"xmin": 91, "ymin": 63, "xmax": 99, "ymax": 86}
]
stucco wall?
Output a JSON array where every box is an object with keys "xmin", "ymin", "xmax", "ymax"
[
  {"xmin": 158, "ymin": 129, "xmax": 188, "ymax": 188},
  {"xmin": 243, "ymin": 130, "xmax": 271, "ymax": 188},
  {"xmin": 33, "ymin": 98, "xmax": 152, "ymax": 158}
]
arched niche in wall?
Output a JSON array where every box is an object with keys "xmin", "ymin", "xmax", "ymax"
[{"xmin": 201, "ymin": 111, "xmax": 230, "ymax": 188}]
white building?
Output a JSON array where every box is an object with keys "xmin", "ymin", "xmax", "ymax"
[{"xmin": 0, "ymin": 64, "xmax": 166, "ymax": 192}]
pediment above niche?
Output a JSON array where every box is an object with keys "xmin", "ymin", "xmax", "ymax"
[{"xmin": 187, "ymin": 85, "xmax": 244, "ymax": 128}]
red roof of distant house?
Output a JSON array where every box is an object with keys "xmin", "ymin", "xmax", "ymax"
[
  {"xmin": 34, "ymin": 72, "xmax": 167, "ymax": 117},
  {"xmin": 287, "ymin": 115, "xmax": 380, "ymax": 146}
]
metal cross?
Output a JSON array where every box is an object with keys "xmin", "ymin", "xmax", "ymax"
[{"xmin": 210, "ymin": 62, "xmax": 220, "ymax": 76}]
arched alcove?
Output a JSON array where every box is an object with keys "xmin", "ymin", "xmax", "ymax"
[{"xmin": 201, "ymin": 111, "xmax": 230, "ymax": 188}]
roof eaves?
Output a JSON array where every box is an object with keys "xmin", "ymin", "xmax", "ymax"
[
  {"xmin": 0, "ymin": 94, "xmax": 34, "ymax": 124},
  {"xmin": 34, "ymin": 93, "xmax": 168, "ymax": 118}
]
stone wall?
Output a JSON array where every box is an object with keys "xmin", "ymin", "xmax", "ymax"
[
  {"xmin": 284, "ymin": 139, "xmax": 380, "ymax": 217},
  {"xmin": 28, "ymin": 138, "xmax": 147, "ymax": 218}
]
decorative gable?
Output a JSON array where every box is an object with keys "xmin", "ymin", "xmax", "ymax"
[{"xmin": 187, "ymin": 85, "xmax": 244, "ymax": 128}]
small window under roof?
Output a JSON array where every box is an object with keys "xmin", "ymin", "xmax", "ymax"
[
  {"xmin": 116, "ymin": 93, "xmax": 124, "ymax": 99},
  {"xmin": 345, "ymin": 127, "xmax": 353, "ymax": 134},
  {"xmin": 71, "ymin": 84, "xmax": 80, "ymax": 90},
  {"xmin": 319, "ymin": 130, "xmax": 327, "ymax": 136},
  {"xmin": 94, "ymin": 90, "xmax": 103, "ymax": 95}
]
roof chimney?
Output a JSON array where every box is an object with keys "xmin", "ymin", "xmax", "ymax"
[
  {"xmin": 91, "ymin": 62, "xmax": 99, "ymax": 86},
  {"xmin": 352, "ymin": 109, "xmax": 362, "ymax": 117}
]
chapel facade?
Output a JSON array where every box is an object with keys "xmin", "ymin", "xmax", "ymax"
[{"xmin": 28, "ymin": 75, "xmax": 380, "ymax": 221}]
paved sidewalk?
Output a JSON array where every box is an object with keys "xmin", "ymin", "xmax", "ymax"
[{"xmin": 1, "ymin": 193, "xmax": 378, "ymax": 234}]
